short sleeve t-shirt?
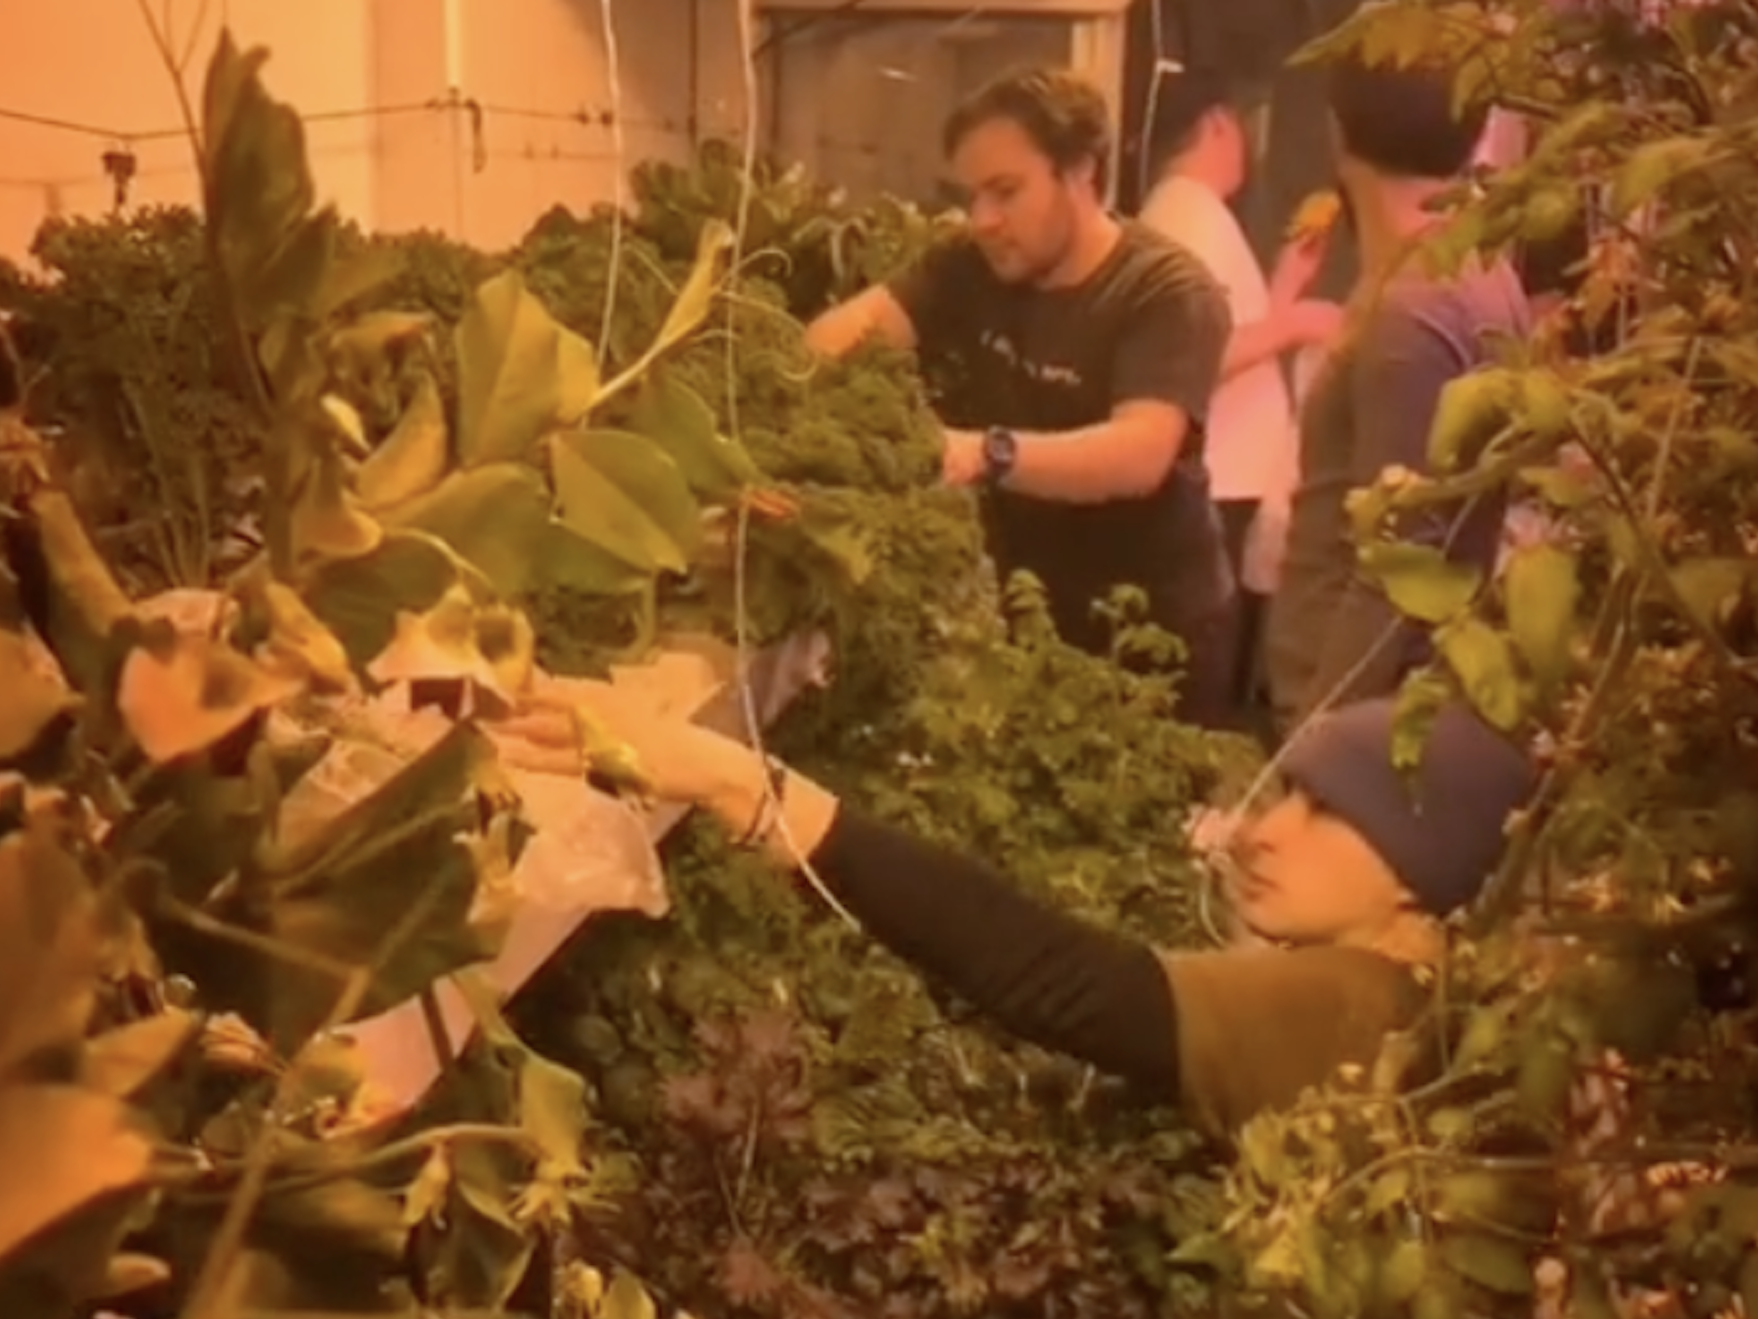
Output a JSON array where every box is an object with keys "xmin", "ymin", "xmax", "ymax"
[
  {"xmin": 888, "ymin": 222, "xmax": 1234, "ymax": 652},
  {"xmin": 1138, "ymin": 175, "xmax": 1296, "ymax": 506}
]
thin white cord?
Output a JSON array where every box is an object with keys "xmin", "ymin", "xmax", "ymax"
[
  {"xmin": 726, "ymin": 0, "xmax": 861, "ymax": 930},
  {"xmin": 594, "ymin": 0, "xmax": 625, "ymax": 374}
]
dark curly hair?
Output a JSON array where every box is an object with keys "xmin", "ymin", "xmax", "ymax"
[{"xmin": 942, "ymin": 67, "xmax": 1113, "ymax": 194}]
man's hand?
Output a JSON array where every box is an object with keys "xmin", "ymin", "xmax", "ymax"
[
  {"xmin": 1269, "ymin": 230, "xmax": 1330, "ymax": 308},
  {"xmin": 940, "ymin": 427, "xmax": 986, "ymax": 487}
]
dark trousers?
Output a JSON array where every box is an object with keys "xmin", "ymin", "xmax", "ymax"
[
  {"xmin": 1216, "ymin": 498, "xmax": 1270, "ymax": 720},
  {"xmin": 1028, "ymin": 582, "xmax": 1241, "ymax": 733}
]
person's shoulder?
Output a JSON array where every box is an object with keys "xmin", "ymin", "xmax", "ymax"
[
  {"xmin": 1112, "ymin": 220, "xmax": 1228, "ymax": 306},
  {"xmin": 1137, "ymin": 177, "xmax": 1217, "ymax": 234},
  {"xmin": 1375, "ymin": 257, "xmax": 1531, "ymax": 343},
  {"xmin": 1165, "ymin": 942, "xmax": 1421, "ymax": 997}
]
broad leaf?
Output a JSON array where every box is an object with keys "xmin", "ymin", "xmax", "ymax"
[
  {"xmin": 1378, "ymin": 1239, "xmax": 1426, "ymax": 1306},
  {"xmin": 454, "ymin": 270, "xmax": 566, "ymax": 466},
  {"xmin": 246, "ymin": 576, "xmax": 356, "ymax": 694},
  {"xmin": 117, "ymin": 631, "xmax": 298, "ymax": 765},
  {"xmin": 311, "ymin": 244, "xmax": 405, "ymax": 320},
  {"xmin": 0, "ymin": 1085, "xmax": 154, "ymax": 1265},
  {"xmin": 366, "ymin": 583, "xmax": 536, "ymax": 700},
  {"xmin": 0, "ymin": 830, "xmax": 99, "ymax": 1078},
  {"xmin": 200, "ymin": 36, "xmax": 325, "ymax": 316},
  {"xmin": 1610, "ymin": 136, "xmax": 1710, "ymax": 217},
  {"xmin": 243, "ymin": 724, "xmax": 524, "ymax": 1051},
  {"xmin": 1502, "ymin": 543, "xmax": 1578, "ymax": 688},
  {"xmin": 1669, "ymin": 557, "xmax": 1750, "ymax": 632},
  {"xmin": 603, "ymin": 1270, "xmax": 660, "ymax": 1319},
  {"xmin": 597, "ymin": 220, "xmax": 735, "ymax": 405},
  {"xmin": 303, "ymin": 530, "xmax": 467, "ymax": 670},
  {"xmin": 549, "ymin": 430, "xmax": 700, "ymax": 575},
  {"xmin": 1437, "ymin": 615, "xmax": 1524, "ymax": 731},
  {"xmin": 0, "ymin": 624, "xmax": 79, "ymax": 767},
  {"xmin": 452, "ymin": 974, "xmax": 587, "ymax": 1177},
  {"xmin": 554, "ymin": 325, "xmax": 602, "ymax": 426},
  {"xmin": 289, "ymin": 443, "xmax": 383, "ymax": 567},
  {"xmin": 357, "ymin": 372, "xmax": 450, "ymax": 510},
  {"xmin": 81, "ymin": 1010, "xmax": 202, "ymax": 1099},
  {"xmin": 629, "ymin": 371, "xmax": 760, "ymax": 501},
  {"xmin": 1439, "ymin": 1232, "xmax": 1533, "ymax": 1295},
  {"xmin": 381, "ymin": 465, "xmax": 551, "ymax": 598},
  {"xmin": 539, "ymin": 523, "xmax": 652, "ymax": 597},
  {"xmin": 1427, "ymin": 369, "xmax": 1516, "ymax": 471},
  {"xmin": 1359, "ymin": 542, "xmax": 1482, "ymax": 623}
]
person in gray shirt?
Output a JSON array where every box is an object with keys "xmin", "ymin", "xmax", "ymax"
[{"xmin": 1265, "ymin": 56, "xmax": 1531, "ymax": 733}]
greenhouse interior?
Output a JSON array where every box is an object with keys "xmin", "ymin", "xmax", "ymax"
[{"xmin": 0, "ymin": 1, "xmax": 1753, "ymax": 1317}]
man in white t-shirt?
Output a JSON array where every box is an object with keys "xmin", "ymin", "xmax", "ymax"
[{"xmin": 1138, "ymin": 71, "xmax": 1341, "ymax": 712}]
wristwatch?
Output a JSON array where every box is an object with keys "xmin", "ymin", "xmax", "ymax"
[{"xmin": 981, "ymin": 426, "xmax": 1019, "ymax": 486}]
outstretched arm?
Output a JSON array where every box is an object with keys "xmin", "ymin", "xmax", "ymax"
[
  {"xmin": 695, "ymin": 741, "xmax": 1183, "ymax": 1097},
  {"xmin": 491, "ymin": 701, "xmax": 1181, "ymax": 1098}
]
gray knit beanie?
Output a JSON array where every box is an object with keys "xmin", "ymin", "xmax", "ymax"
[{"xmin": 1279, "ymin": 698, "xmax": 1537, "ymax": 916}]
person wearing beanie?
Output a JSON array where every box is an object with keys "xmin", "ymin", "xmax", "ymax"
[{"xmin": 491, "ymin": 689, "xmax": 1536, "ymax": 1140}]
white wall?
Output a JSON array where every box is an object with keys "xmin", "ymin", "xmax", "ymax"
[
  {"xmin": 758, "ymin": 13, "xmax": 1100, "ymax": 205},
  {"xmin": 0, "ymin": 0, "xmax": 704, "ymax": 263}
]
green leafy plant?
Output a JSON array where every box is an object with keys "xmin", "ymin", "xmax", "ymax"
[
  {"xmin": 2, "ymin": 31, "xmax": 1256, "ymax": 1318},
  {"xmin": 1194, "ymin": 2, "xmax": 1758, "ymax": 1315},
  {"xmin": 0, "ymin": 23, "xmax": 716, "ymax": 1318}
]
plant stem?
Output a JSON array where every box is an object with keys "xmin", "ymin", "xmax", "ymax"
[
  {"xmin": 178, "ymin": 879, "xmax": 453, "ymax": 1319},
  {"xmin": 179, "ymin": 1122, "xmax": 533, "ymax": 1202}
]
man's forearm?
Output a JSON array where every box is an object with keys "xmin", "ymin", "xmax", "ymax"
[
  {"xmin": 1220, "ymin": 314, "xmax": 1294, "ymax": 381},
  {"xmin": 993, "ymin": 417, "xmax": 1181, "ymax": 503}
]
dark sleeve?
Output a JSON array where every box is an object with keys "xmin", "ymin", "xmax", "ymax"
[
  {"xmin": 1297, "ymin": 300, "xmax": 1471, "ymax": 716},
  {"xmin": 1110, "ymin": 249, "xmax": 1232, "ymax": 423},
  {"xmin": 804, "ymin": 806, "xmax": 1182, "ymax": 1099},
  {"xmin": 886, "ymin": 236, "xmax": 984, "ymax": 349}
]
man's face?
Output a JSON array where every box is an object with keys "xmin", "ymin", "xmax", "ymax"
[
  {"xmin": 949, "ymin": 116, "xmax": 1086, "ymax": 285},
  {"xmin": 1227, "ymin": 787, "xmax": 1410, "ymax": 944}
]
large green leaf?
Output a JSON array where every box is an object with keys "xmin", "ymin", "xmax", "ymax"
[
  {"xmin": 1502, "ymin": 543, "xmax": 1578, "ymax": 689},
  {"xmin": 81, "ymin": 1011, "xmax": 202, "ymax": 1101},
  {"xmin": 549, "ymin": 430, "xmax": 701, "ymax": 575},
  {"xmin": 629, "ymin": 371, "xmax": 760, "ymax": 501},
  {"xmin": 1437, "ymin": 615, "xmax": 1526, "ymax": 731},
  {"xmin": 0, "ymin": 1085, "xmax": 154, "ymax": 1265},
  {"xmin": 0, "ymin": 623, "xmax": 79, "ymax": 768},
  {"xmin": 115, "ymin": 630, "xmax": 298, "ymax": 765},
  {"xmin": 200, "ymin": 36, "xmax": 325, "ymax": 316},
  {"xmin": 381, "ymin": 465, "xmax": 551, "ymax": 598},
  {"xmin": 596, "ymin": 220, "xmax": 735, "ymax": 405},
  {"xmin": 289, "ymin": 442, "xmax": 383, "ymax": 568},
  {"xmin": 0, "ymin": 830, "xmax": 99, "ymax": 1079},
  {"xmin": 302, "ymin": 530, "xmax": 466, "ymax": 670},
  {"xmin": 538, "ymin": 523, "xmax": 652, "ymax": 598},
  {"xmin": 1359, "ymin": 542, "xmax": 1482, "ymax": 623},
  {"xmin": 554, "ymin": 325, "xmax": 602, "ymax": 426},
  {"xmin": 454, "ymin": 271, "xmax": 568, "ymax": 467},
  {"xmin": 1426, "ymin": 369, "xmax": 1516, "ymax": 472},
  {"xmin": 239, "ymin": 724, "xmax": 525, "ymax": 1052}
]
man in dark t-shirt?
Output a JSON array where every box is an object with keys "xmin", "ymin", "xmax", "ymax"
[{"xmin": 804, "ymin": 68, "xmax": 1238, "ymax": 730}]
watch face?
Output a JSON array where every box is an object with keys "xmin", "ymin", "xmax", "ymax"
[{"xmin": 984, "ymin": 428, "xmax": 1016, "ymax": 471}]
